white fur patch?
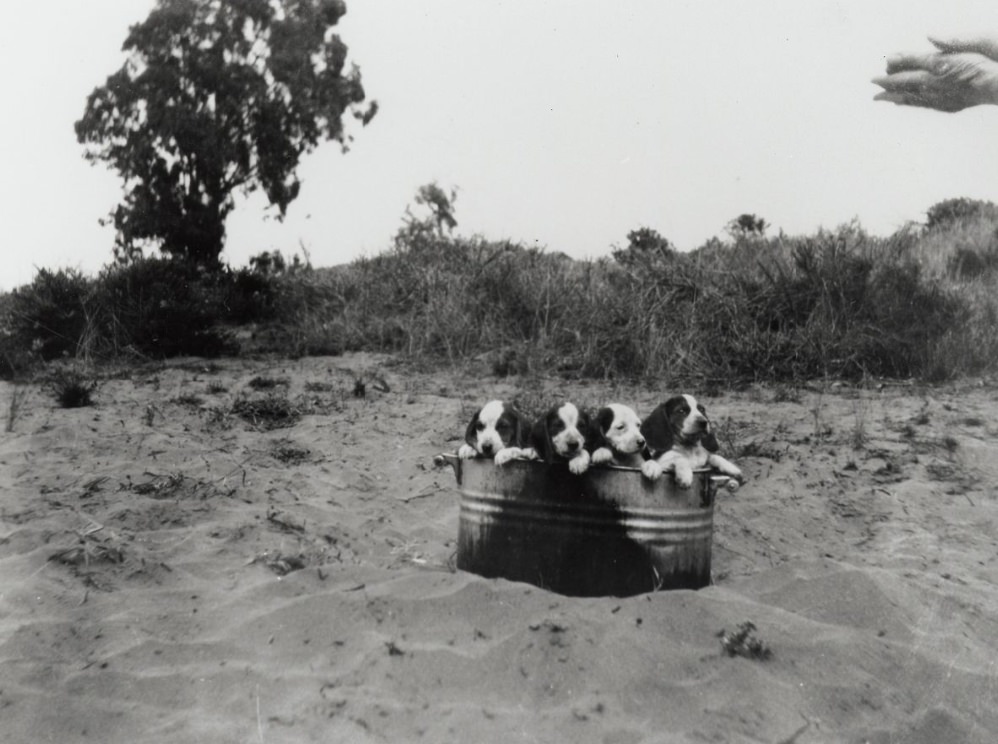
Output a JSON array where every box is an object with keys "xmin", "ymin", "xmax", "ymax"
[
  {"xmin": 567, "ymin": 449, "xmax": 591, "ymax": 475},
  {"xmin": 551, "ymin": 403, "xmax": 586, "ymax": 459},
  {"xmin": 677, "ymin": 394, "xmax": 709, "ymax": 440},
  {"xmin": 471, "ymin": 399, "xmax": 509, "ymax": 457},
  {"xmin": 494, "ymin": 446, "xmax": 531, "ymax": 466},
  {"xmin": 650, "ymin": 444, "xmax": 743, "ymax": 489},
  {"xmin": 602, "ymin": 403, "xmax": 645, "ymax": 456}
]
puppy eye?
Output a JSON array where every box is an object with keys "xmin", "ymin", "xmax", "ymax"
[
  {"xmin": 614, "ymin": 423, "xmax": 625, "ymax": 430},
  {"xmin": 475, "ymin": 422, "xmax": 485, "ymax": 431}
]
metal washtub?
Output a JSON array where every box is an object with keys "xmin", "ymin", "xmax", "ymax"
[{"xmin": 439, "ymin": 454, "xmax": 723, "ymax": 597}]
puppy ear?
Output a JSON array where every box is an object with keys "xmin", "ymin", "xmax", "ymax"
[
  {"xmin": 464, "ymin": 409, "xmax": 480, "ymax": 449},
  {"xmin": 596, "ymin": 407, "xmax": 614, "ymax": 435},
  {"xmin": 513, "ymin": 409, "xmax": 533, "ymax": 448},
  {"xmin": 640, "ymin": 405, "xmax": 674, "ymax": 456},
  {"xmin": 702, "ymin": 419, "xmax": 720, "ymax": 453},
  {"xmin": 530, "ymin": 415, "xmax": 554, "ymax": 464},
  {"xmin": 586, "ymin": 408, "xmax": 607, "ymax": 450}
]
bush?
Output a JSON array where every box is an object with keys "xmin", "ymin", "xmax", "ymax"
[
  {"xmin": 258, "ymin": 221, "xmax": 983, "ymax": 383},
  {"xmin": 49, "ymin": 366, "xmax": 99, "ymax": 408},
  {"xmin": 926, "ymin": 198, "xmax": 998, "ymax": 230},
  {"xmin": 7, "ymin": 268, "xmax": 92, "ymax": 360},
  {"xmin": 947, "ymin": 244, "xmax": 998, "ymax": 280},
  {"xmin": 94, "ymin": 257, "xmax": 234, "ymax": 358},
  {"xmin": 223, "ymin": 267, "xmax": 279, "ymax": 324}
]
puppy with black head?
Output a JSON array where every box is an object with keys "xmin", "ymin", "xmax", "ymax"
[
  {"xmin": 590, "ymin": 403, "xmax": 647, "ymax": 468},
  {"xmin": 529, "ymin": 402, "xmax": 595, "ymax": 475},
  {"xmin": 458, "ymin": 400, "xmax": 533, "ymax": 465},
  {"xmin": 640, "ymin": 394, "xmax": 743, "ymax": 488}
]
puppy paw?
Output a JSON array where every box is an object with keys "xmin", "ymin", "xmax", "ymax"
[
  {"xmin": 641, "ymin": 460, "xmax": 663, "ymax": 481},
  {"xmin": 494, "ymin": 447, "xmax": 520, "ymax": 466},
  {"xmin": 457, "ymin": 444, "xmax": 477, "ymax": 459},
  {"xmin": 675, "ymin": 466, "xmax": 694, "ymax": 489},
  {"xmin": 568, "ymin": 452, "xmax": 591, "ymax": 475},
  {"xmin": 590, "ymin": 447, "xmax": 614, "ymax": 466}
]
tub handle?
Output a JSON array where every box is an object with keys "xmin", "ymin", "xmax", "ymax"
[
  {"xmin": 433, "ymin": 453, "xmax": 457, "ymax": 471},
  {"xmin": 710, "ymin": 475, "xmax": 741, "ymax": 494}
]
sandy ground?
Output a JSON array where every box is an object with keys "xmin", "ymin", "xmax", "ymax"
[{"xmin": 1, "ymin": 352, "xmax": 997, "ymax": 744}]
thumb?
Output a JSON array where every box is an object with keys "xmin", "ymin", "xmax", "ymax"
[{"xmin": 930, "ymin": 35, "xmax": 998, "ymax": 61}]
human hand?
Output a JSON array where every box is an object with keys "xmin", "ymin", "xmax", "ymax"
[{"xmin": 873, "ymin": 36, "xmax": 998, "ymax": 112}]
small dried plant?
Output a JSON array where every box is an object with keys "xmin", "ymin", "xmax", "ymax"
[
  {"xmin": 231, "ymin": 393, "xmax": 309, "ymax": 430},
  {"xmin": 49, "ymin": 367, "xmax": 99, "ymax": 408},
  {"xmin": 850, "ymin": 397, "xmax": 869, "ymax": 450},
  {"xmin": 718, "ymin": 621, "xmax": 772, "ymax": 661}
]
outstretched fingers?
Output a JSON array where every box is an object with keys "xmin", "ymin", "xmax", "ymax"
[{"xmin": 930, "ymin": 35, "xmax": 998, "ymax": 62}]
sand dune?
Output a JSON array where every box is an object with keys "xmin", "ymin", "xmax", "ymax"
[{"xmin": 2, "ymin": 354, "xmax": 996, "ymax": 743}]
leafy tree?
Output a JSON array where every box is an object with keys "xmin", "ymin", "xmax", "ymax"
[
  {"xmin": 393, "ymin": 183, "xmax": 459, "ymax": 254},
  {"xmin": 76, "ymin": 0, "xmax": 377, "ymax": 268},
  {"xmin": 726, "ymin": 213, "xmax": 768, "ymax": 240},
  {"xmin": 611, "ymin": 227, "xmax": 675, "ymax": 267},
  {"xmin": 410, "ymin": 183, "xmax": 459, "ymax": 236}
]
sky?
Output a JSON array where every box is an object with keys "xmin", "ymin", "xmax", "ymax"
[{"xmin": 2, "ymin": 1, "xmax": 998, "ymax": 290}]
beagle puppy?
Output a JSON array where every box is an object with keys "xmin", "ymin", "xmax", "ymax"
[
  {"xmin": 457, "ymin": 400, "xmax": 532, "ymax": 464},
  {"xmin": 529, "ymin": 402, "xmax": 595, "ymax": 475},
  {"xmin": 590, "ymin": 403, "xmax": 647, "ymax": 467},
  {"xmin": 640, "ymin": 394, "xmax": 743, "ymax": 488}
]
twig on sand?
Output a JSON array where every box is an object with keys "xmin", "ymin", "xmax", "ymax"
[
  {"xmin": 266, "ymin": 508, "xmax": 306, "ymax": 533},
  {"xmin": 775, "ymin": 714, "xmax": 812, "ymax": 744},
  {"xmin": 212, "ymin": 454, "xmax": 256, "ymax": 486},
  {"xmin": 398, "ymin": 484, "xmax": 443, "ymax": 503}
]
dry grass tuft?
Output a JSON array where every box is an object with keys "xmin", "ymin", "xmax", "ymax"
[
  {"xmin": 717, "ymin": 621, "xmax": 772, "ymax": 661},
  {"xmin": 247, "ymin": 375, "xmax": 289, "ymax": 390},
  {"xmin": 231, "ymin": 393, "xmax": 309, "ymax": 430},
  {"xmin": 49, "ymin": 367, "xmax": 99, "ymax": 408},
  {"xmin": 271, "ymin": 440, "xmax": 311, "ymax": 465}
]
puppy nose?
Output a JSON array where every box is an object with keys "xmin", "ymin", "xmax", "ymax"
[
  {"xmin": 637, "ymin": 437, "xmax": 645, "ymax": 447},
  {"xmin": 481, "ymin": 442, "xmax": 494, "ymax": 455},
  {"xmin": 565, "ymin": 440, "xmax": 579, "ymax": 453}
]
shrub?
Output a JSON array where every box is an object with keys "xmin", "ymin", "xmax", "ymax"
[
  {"xmin": 706, "ymin": 231, "xmax": 969, "ymax": 380},
  {"xmin": 947, "ymin": 244, "xmax": 998, "ymax": 280},
  {"xmin": 925, "ymin": 198, "xmax": 998, "ymax": 230},
  {"xmin": 94, "ymin": 257, "xmax": 235, "ymax": 358},
  {"xmin": 224, "ymin": 267, "xmax": 279, "ymax": 324},
  {"xmin": 49, "ymin": 367, "xmax": 99, "ymax": 408},
  {"xmin": 7, "ymin": 268, "xmax": 92, "ymax": 361},
  {"xmin": 259, "ymin": 220, "xmax": 982, "ymax": 383}
]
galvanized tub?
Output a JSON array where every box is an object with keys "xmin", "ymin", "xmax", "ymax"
[{"xmin": 439, "ymin": 454, "xmax": 724, "ymax": 597}]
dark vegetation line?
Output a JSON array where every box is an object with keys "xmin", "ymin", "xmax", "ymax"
[{"xmin": 2, "ymin": 196, "xmax": 997, "ymax": 386}]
